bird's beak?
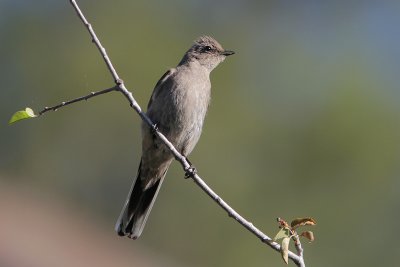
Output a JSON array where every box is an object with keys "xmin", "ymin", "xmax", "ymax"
[{"xmin": 221, "ymin": 50, "xmax": 235, "ymax": 56}]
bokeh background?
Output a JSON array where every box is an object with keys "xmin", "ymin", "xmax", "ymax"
[{"xmin": 1, "ymin": 0, "xmax": 400, "ymax": 266}]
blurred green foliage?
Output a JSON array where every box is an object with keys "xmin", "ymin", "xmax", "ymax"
[{"xmin": 1, "ymin": 0, "xmax": 400, "ymax": 266}]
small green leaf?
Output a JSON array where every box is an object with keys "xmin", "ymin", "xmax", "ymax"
[
  {"xmin": 273, "ymin": 227, "xmax": 290, "ymax": 241},
  {"xmin": 9, "ymin": 107, "xmax": 37, "ymax": 124},
  {"xmin": 281, "ymin": 237, "xmax": 290, "ymax": 264}
]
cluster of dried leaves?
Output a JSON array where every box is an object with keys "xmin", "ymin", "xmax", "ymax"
[{"xmin": 273, "ymin": 217, "xmax": 316, "ymax": 264}]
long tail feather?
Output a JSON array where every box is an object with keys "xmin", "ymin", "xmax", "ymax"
[{"xmin": 115, "ymin": 161, "xmax": 166, "ymax": 239}]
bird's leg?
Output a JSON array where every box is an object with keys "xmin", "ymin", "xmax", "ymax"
[
  {"xmin": 184, "ymin": 157, "xmax": 197, "ymax": 179},
  {"xmin": 150, "ymin": 123, "xmax": 160, "ymax": 144},
  {"xmin": 151, "ymin": 123, "xmax": 159, "ymax": 133}
]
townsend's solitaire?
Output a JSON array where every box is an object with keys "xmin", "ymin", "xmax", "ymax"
[{"xmin": 115, "ymin": 36, "xmax": 234, "ymax": 239}]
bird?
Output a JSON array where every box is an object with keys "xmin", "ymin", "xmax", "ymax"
[{"xmin": 115, "ymin": 36, "xmax": 234, "ymax": 239}]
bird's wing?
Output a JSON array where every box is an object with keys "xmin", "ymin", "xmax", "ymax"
[{"xmin": 147, "ymin": 68, "xmax": 176, "ymax": 109}]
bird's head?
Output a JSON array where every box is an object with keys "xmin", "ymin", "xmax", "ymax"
[{"xmin": 181, "ymin": 36, "xmax": 235, "ymax": 71}]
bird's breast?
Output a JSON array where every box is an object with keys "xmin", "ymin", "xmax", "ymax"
[
  {"xmin": 144, "ymin": 67, "xmax": 211, "ymax": 156},
  {"xmin": 167, "ymin": 72, "xmax": 211, "ymax": 154}
]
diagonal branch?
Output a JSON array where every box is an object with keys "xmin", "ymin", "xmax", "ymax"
[
  {"xmin": 68, "ymin": 0, "xmax": 305, "ymax": 266},
  {"xmin": 70, "ymin": 0, "xmax": 120, "ymax": 84}
]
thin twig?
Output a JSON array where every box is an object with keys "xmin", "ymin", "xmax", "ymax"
[
  {"xmin": 38, "ymin": 86, "xmax": 118, "ymax": 115},
  {"xmin": 68, "ymin": 0, "xmax": 305, "ymax": 266},
  {"xmin": 70, "ymin": 0, "xmax": 120, "ymax": 84},
  {"xmin": 294, "ymin": 236, "xmax": 305, "ymax": 266}
]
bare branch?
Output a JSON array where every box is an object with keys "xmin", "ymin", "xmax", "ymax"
[
  {"xmin": 294, "ymin": 236, "xmax": 305, "ymax": 266},
  {"xmin": 38, "ymin": 86, "xmax": 118, "ymax": 115},
  {"xmin": 69, "ymin": 0, "xmax": 120, "ymax": 84},
  {"xmin": 68, "ymin": 0, "xmax": 306, "ymax": 266}
]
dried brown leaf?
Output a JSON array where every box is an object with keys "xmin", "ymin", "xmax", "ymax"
[
  {"xmin": 290, "ymin": 217, "xmax": 317, "ymax": 229},
  {"xmin": 300, "ymin": 231, "xmax": 315, "ymax": 242}
]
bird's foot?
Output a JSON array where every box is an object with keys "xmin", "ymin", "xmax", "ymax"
[
  {"xmin": 151, "ymin": 123, "xmax": 159, "ymax": 133},
  {"xmin": 184, "ymin": 164, "xmax": 197, "ymax": 179}
]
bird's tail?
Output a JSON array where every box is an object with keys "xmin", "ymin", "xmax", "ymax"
[{"xmin": 115, "ymin": 160, "xmax": 166, "ymax": 239}]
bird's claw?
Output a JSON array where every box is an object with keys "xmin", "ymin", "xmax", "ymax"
[
  {"xmin": 115, "ymin": 78, "xmax": 124, "ymax": 85},
  {"xmin": 151, "ymin": 123, "xmax": 159, "ymax": 133},
  {"xmin": 184, "ymin": 165, "xmax": 197, "ymax": 179}
]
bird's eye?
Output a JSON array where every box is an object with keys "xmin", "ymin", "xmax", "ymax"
[{"xmin": 203, "ymin": 46, "xmax": 212, "ymax": 52}]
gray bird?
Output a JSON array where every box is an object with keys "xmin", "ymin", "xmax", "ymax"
[{"xmin": 115, "ymin": 36, "xmax": 234, "ymax": 239}]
